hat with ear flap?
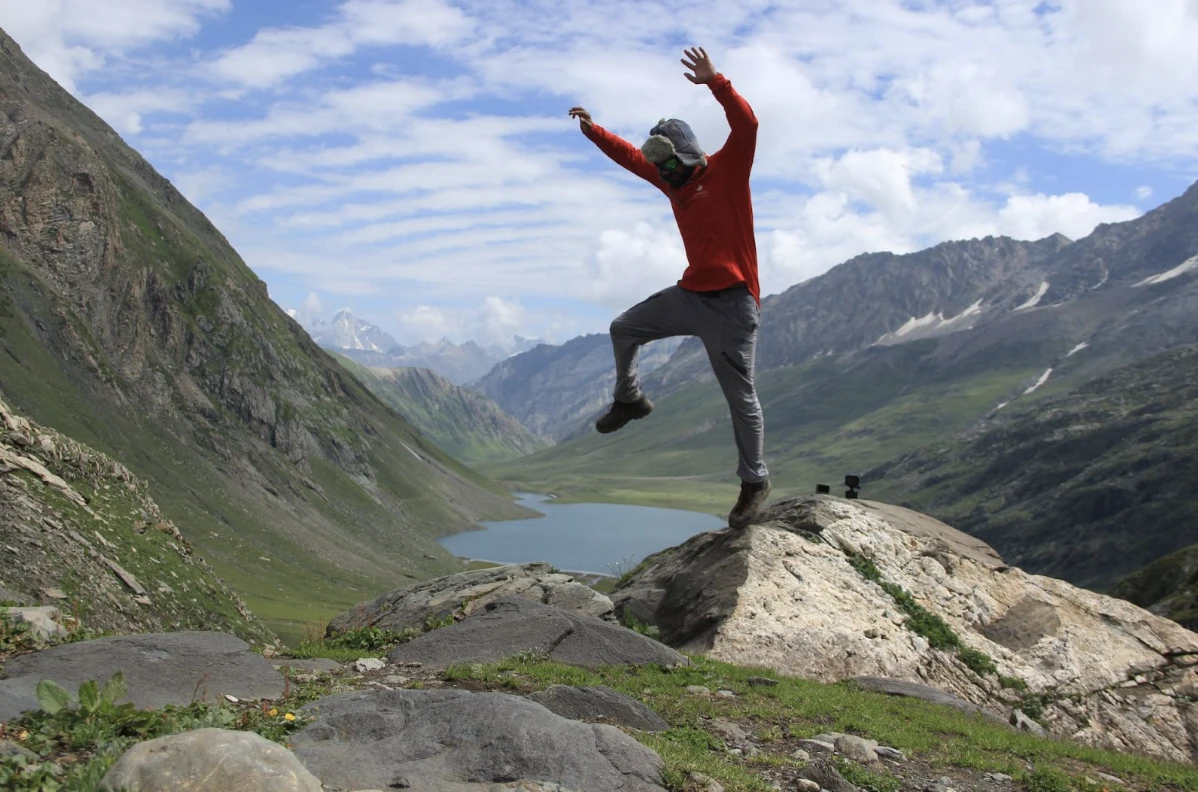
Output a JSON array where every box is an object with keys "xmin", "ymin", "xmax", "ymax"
[{"xmin": 642, "ymin": 117, "xmax": 707, "ymax": 168}]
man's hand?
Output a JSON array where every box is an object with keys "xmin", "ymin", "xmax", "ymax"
[
  {"xmin": 682, "ymin": 46, "xmax": 717, "ymax": 84},
  {"xmin": 569, "ymin": 106, "xmax": 593, "ymax": 132}
]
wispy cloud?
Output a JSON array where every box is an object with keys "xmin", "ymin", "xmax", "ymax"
[{"xmin": 1, "ymin": 0, "xmax": 1194, "ymax": 344}]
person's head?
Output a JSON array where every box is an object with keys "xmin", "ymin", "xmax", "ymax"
[{"xmin": 641, "ymin": 118, "xmax": 706, "ymax": 188}]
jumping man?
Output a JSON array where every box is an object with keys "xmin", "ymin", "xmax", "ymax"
[{"xmin": 569, "ymin": 46, "xmax": 770, "ymax": 529}]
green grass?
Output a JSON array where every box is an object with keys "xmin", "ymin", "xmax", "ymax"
[{"xmin": 441, "ymin": 654, "xmax": 1198, "ymax": 792}]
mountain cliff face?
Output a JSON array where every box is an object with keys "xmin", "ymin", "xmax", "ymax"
[
  {"xmin": 1112, "ymin": 543, "xmax": 1198, "ymax": 631},
  {"xmin": 334, "ymin": 359, "xmax": 551, "ymax": 465},
  {"xmin": 0, "ymin": 28, "xmax": 527, "ymax": 641}
]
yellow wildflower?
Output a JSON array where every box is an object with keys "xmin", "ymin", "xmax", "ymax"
[
  {"xmin": 284, "ymin": 712, "xmax": 296, "ymax": 721},
  {"xmin": 269, "ymin": 708, "xmax": 278, "ymax": 717}
]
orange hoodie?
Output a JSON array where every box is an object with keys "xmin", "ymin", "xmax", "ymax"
[{"xmin": 583, "ymin": 74, "xmax": 760, "ymax": 304}]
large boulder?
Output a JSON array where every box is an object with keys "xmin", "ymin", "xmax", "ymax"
[
  {"xmin": 612, "ymin": 495, "xmax": 1198, "ymax": 764},
  {"xmin": 328, "ymin": 562, "xmax": 613, "ymax": 636},
  {"xmin": 292, "ymin": 688, "xmax": 667, "ymax": 791},
  {"xmin": 386, "ymin": 597, "xmax": 686, "ymax": 669},
  {"xmin": 0, "ymin": 632, "xmax": 284, "ymax": 722},
  {"xmin": 100, "ymin": 728, "xmax": 322, "ymax": 792}
]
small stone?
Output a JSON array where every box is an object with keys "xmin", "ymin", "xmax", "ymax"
[
  {"xmin": 812, "ymin": 732, "xmax": 843, "ymax": 743},
  {"xmin": 796, "ymin": 738, "xmax": 835, "ymax": 753},
  {"xmin": 383, "ymin": 675, "xmax": 410, "ymax": 685},
  {"xmin": 875, "ymin": 745, "xmax": 905, "ymax": 761},
  {"xmin": 747, "ymin": 676, "xmax": 778, "ymax": 687},
  {"xmin": 864, "ymin": 627, "xmax": 880, "ymax": 639},
  {"xmin": 42, "ymin": 587, "xmax": 67, "ymax": 600},
  {"xmin": 354, "ymin": 658, "xmax": 386, "ymax": 673},
  {"xmin": 794, "ymin": 781, "xmax": 820, "ymax": 792},
  {"xmin": 1097, "ymin": 772, "xmax": 1125, "ymax": 786},
  {"xmin": 716, "ymin": 689, "xmax": 736, "ymax": 698},
  {"xmin": 991, "ymin": 773, "xmax": 1013, "ymax": 782},
  {"xmin": 686, "ymin": 771, "xmax": 724, "ymax": 792},
  {"xmin": 836, "ymin": 734, "xmax": 879, "ymax": 764},
  {"xmin": 709, "ymin": 719, "xmax": 748, "ymax": 741},
  {"xmin": 1009, "ymin": 709, "xmax": 1046, "ymax": 736},
  {"xmin": 727, "ymin": 747, "xmax": 743, "ymax": 756},
  {"xmin": 686, "ymin": 685, "xmax": 711, "ymax": 695},
  {"xmin": 790, "ymin": 748, "xmax": 810, "ymax": 762}
]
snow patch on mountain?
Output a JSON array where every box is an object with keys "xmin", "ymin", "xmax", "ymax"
[
  {"xmin": 1134, "ymin": 255, "xmax": 1198, "ymax": 287},
  {"xmin": 875, "ymin": 300, "xmax": 984, "ymax": 345},
  {"xmin": 1015, "ymin": 281, "xmax": 1049, "ymax": 310},
  {"xmin": 1066, "ymin": 342, "xmax": 1089, "ymax": 357},
  {"xmin": 1023, "ymin": 368, "xmax": 1054, "ymax": 395}
]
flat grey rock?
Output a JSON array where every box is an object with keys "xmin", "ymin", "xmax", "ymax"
[
  {"xmin": 797, "ymin": 757, "xmax": 860, "ymax": 792},
  {"xmin": 387, "ymin": 598, "xmax": 686, "ymax": 669},
  {"xmin": 293, "ymin": 688, "xmax": 666, "ymax": 791},
  {"xmin": 329, "ymin": 562, "xmax": 613, "ymax": 637},
  {"xmin": 0, "ymin": 632, "xmax": 284, "ymax": 722},
  {"xmin": 850, "ymin": 677, "xmax": 1007, "ymax": 724},
  {"xmin": 527, "ymin": 685, "xmax": 669, "ymax": 732}
]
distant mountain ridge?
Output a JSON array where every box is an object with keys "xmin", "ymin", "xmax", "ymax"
[
  {"xmin": 315, "ymin": 310, "xmax": 540, "ymax": 385},
  {"xmin": 333, "ymin": 358, "xmax": 551, "ymax": 465}
]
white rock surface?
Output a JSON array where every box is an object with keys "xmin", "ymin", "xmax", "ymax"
[{"xmin": 614, "ymin": 496, "xmax": 1198, "ymax": 763}]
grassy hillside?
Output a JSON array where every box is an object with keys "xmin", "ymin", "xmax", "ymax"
[
  {"xmin": 867, "ymin": 345, "xmax": 1198, "ymax": 590},
  {"xmin": 486, "ymin": 337, "xmax": 1055, "ymax": 514},
  {"xmin": 1112, "ymin": 544, "xmax": 1198, "ymax": 630},
  {"xmin": 334, "ymin": 358, "xmax": 550, "ymax": 465}
]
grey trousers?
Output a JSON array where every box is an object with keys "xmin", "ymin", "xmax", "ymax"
[{"xmin": 610, "ymin": 284, "xmax": 768, "ymax": 484}]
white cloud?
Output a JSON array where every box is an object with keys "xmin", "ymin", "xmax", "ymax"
[
  {"xmin": 0, "ymin": 0, "xmax": 228, "ymax": 91},
  {"xmin": 996, "ymin": 192, "xmax": 1141, "ymax": 241},
  {"xmin": 208, "ymin": 0, "xmax": 472, "ymax": 88},
  {"xmin": 1135, "ymin": 185, "xmax": 1153, "ymax": 199}
]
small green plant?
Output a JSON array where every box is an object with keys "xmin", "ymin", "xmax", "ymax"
[
  {"xmin": 1022, "ymin": 765, "xmax": 1073, "ymax": 792},
  {"xmin": 513, "ymin": 648, "xmax": 551, "ymax": 664},
  {"xmin": 847, "ymin": 553, "xmax": 883, "ymax": 583},
  {"xmin": 833, "ymin": 757, "xmax": 901, "ymax": 792},
  {"xmin": 0, "ymin": 611, "xmax": 37, "ymax": 654},
  {"xmin": 0, "ymin": 753, "xmax": 65, "ymax": 792},
  {"xmin": 1020, "ymin": 691, "xmax": 1050, "ymax": 721},
  {"xmin": 879, "ymin": 581, "xmax": 959, "ymax": 651},
  {"xmin": 957, "ymin": 646, "xmax": 998, "ymax": 677},
  {"xmin": 621, "ymin": 610, "xmax": 661, "ymax": 640},
  {"xmin": 424, "ymin": 613, "xmax": 456, "ymax": 631},
  {"xmin": 999, "ymin": 675, "xmax": 1029, "ymax": 691}
]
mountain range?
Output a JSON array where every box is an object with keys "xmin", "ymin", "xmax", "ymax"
[
  {"xmin": 310, "ymin": 309, "xmax": 540, "ymax": 385},
  {"xmin": 0, "ymin": 28, "xmax": 529, "ymax": 643}
]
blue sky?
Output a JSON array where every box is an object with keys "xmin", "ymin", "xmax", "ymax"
[{"xmin": 2, "ymin": 0, "xmax": 1196, "ymax": 346}]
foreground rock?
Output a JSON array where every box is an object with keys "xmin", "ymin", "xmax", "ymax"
[
  {"xmin": 613, "ymin": 496, "xmax": 1198, "ymax": 764},
  {"xmin": 0, "ymin": 632, "xmax": 284, "ymax": 722},
  {"xmin": 292, "ymin": 688, "xmax": 667, "ymax": 791},
  {"xmin": 386, "ymin": 597, "xmax": 686, "ymax": 669},
  {"xmin": 328, "ymin": 562, "xmax": 614, "ymax": 636},
  {"xmin": 101, "ymin": 728, "xmax": 322, "ymax": 792}
]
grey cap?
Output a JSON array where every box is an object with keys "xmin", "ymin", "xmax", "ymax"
[{"xmin": 641, "ymin": 118, "xmax": 707, "ymax": 168}]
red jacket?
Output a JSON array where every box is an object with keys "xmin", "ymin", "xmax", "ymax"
[{"xmin": 584, "ymin": 74, "xmax": 760, "ymax": 303}]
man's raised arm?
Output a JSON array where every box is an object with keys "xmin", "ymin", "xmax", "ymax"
[
  {"xmin": 682, "ymin": 47, "xmax": 758, "ymax": 170},
  {"xmin": 570, "ymin": 106, "xmax": 659, "ymax": 183}
]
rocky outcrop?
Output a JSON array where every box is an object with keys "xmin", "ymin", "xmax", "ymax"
[
  {"xmin": 612, "ymin": 496, "xmax": 1198, "ymax": 764},
  {"xmin": 386, "ymin": 597, "xmax": 686, "ymax": 669},
  {"xmin": 0, "ymin": 394, "xmax": 273, "ymax": 644},
  {"xmin": 328, "ymin": 562, "xmax": 614, "ymax": 635},
  {"xmin": 292, "ymin": 688, "xmax": 667, "ymax": 791}
]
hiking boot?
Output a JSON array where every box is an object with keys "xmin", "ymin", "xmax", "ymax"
[
  {"xmin": 595, "ymin": 395, "xmax": 654, "ymax": 434},
  {"xmin": 729, "ymin": 478, "xmax": 771, "ymax": 529}
]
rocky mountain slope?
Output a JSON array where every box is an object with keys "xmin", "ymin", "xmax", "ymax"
[
  {"xmin": 866, "ymin": 344, "xmax": 1198, "ymax": 591},
  {"xmin": 0, "ymin": 28, "xmax": 528, "ymax": 642},
  {"xmin": 0, "ymin": 393, "xmax": 274, "ymax": 645},
  {"xmin": 333, "ymin": 357, "xmax": 551, "ymax": 465},
  {"xmin": 470, "ymin": 334, "xmax": 682, "ymax": 441},
  {"xmin": 1112, "ymin": 544, "xmax": 1198, "ymax": 631}
]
